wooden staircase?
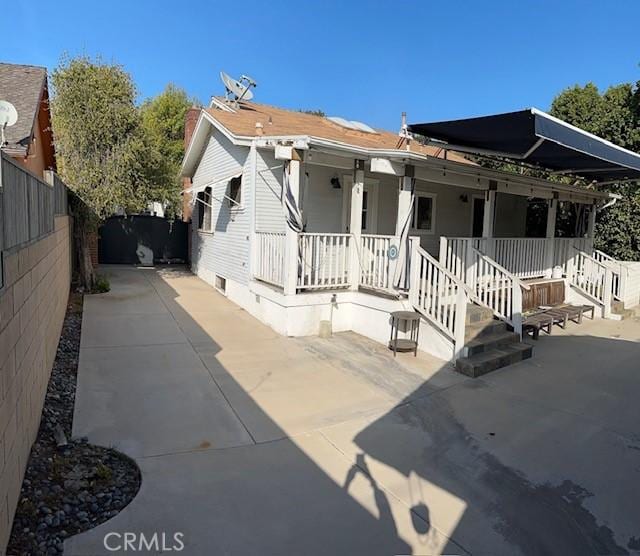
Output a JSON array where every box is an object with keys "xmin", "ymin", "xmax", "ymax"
[{"xmin": 455, "ymin": 304, "xmax": 532, "ymax": 378}]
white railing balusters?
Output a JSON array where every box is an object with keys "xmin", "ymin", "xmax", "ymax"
[
  {"xmin": 297, "ymin": 233, "xmax": 351, "ymax": 290},
  {"xmin": 254, "ymin": 232, "xmax": 286, "ymax": 287},
  {"xmin": 410, "ymin": 241, "xmax": 468, "ymax": 355}
]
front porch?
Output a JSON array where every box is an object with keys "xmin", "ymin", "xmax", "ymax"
[{"xmin": 247, "ymin": 150, "xmax": 639, "ymax": 363}]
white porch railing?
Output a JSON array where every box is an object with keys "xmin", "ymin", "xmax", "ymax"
[
  {"xmin": 410, "ymin": 242, "xmax": 467, "ymax": 355},
  {"xmin": 552, "ymin": 237, "xmax": 594, "ymax": 274},
  {"xmin": 568, "ymin": 249, "xmax": 612, "ymax": 315},
  {"xmin": 593, "ymin": 249, "xmax": 621, "ymax": 300},
  {"xmin": 298, "ymin": 233, "xmax": 351, "ymax": 290},
  {"xmin": 254, "ymin": 231, "xmax": 286, "ymax": 287},
  {"xmin": 360, "ymin": 234, "xmax": 396, "ymax": 291},
  {"xmin": 468, "ymin": 247, "xmax": 526, "ymax": 336},
  {"xmin": 440, "ymin": 236, "xmax": 595, "ymax": 281}
]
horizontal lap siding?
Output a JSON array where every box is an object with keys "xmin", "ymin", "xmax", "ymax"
[
  {"xmin": 255, "ymin": 149, "xmax": 285, "ymax": 233},
  {"xmin": 415, "ymin": 180, "xmax": 478, "ymax": 256},
  {"xmin": 190, "ymin": 132, "xmax": 251, "ymax": 286}
]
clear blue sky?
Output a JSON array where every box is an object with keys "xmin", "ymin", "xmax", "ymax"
[{"xmin": 5, "ymin": 1, "xmax": 639, "ymax": 131}]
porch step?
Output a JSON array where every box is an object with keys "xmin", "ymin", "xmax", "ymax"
[
  {"xmin": 611, "ymin": 300, "xmax": 635, "ymax": 320},
  {"xmin": 456, "ymin": 343, "xmax": 533, "ymax": 378},
  {"xmin": 464, "ymin": 319, "xmax": 508, "ymax": 342},
  {"xmin": 465, "ymin": 303, "xmax": 494, "ymax": 326},
  {"xmin": 464, "ymin": 330, "xmax": 521, "ymax": 357}
]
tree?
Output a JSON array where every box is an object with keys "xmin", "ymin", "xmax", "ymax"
[
  {"xmin": 51, "ymin": 56, "xmax": 160, "ymax": 289},
  {"xmin": 550, "ymin": 81, "xmax": 640, "ymax": 259},
  {"xmin": 140, "ymin": 85, "xmax": 195, "ymax": 215},
  {"xmin": 299, "ymin": 109, "xmax": 326, "ymax": 117}
]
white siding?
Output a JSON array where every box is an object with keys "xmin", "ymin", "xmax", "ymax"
[
  {"xmin": 191, "ymin": 131, "xmax": 251, "ymax": 285},
  {"xmin": 255, "ymin": 149, "xmax": 285, "ymax": 233},
  {"xmin": 373, "ymin": 174, "xmax": 398, "ymax": 235},
  {"xmin": 304, "ymin": 165, "xmax": 345, "ymax": 232},
  {"xmin": 413, "ymin": 180, "xmax": 478, "ymax": 256}
]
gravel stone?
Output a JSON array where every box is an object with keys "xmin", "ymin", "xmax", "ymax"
[{"xmin": 7, "ymin": 293, "xmax": 141, "ymax": 556}]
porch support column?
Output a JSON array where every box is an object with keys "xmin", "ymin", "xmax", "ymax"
[
  {"xmin": 395, "ymin": 165, "xmax": 415, "ymax": 290},
  {"xmin": 283, "ymin": 155, "xmax": 303, "ymax": 296},
  {"xmin": 587, "ymin": 203, "xmax": 597, "ymax": 239},
  {"xmin": 482, "ymin": 185, "xmax": 496, "ymax": 238},
  {"xmin": 348, "ymin": 159, "xmax": 365, "ymax": 290},
  {"xmin": 544, "ymin": 197, "xmax": 558, "ymax": 277},
  {"xmin": 395, "ymin": 169, "xmax": 414, "ymax": 237}
]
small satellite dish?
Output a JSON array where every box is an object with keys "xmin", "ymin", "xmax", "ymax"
[
  {"xmin": 0, "ymin": 100, "xmax": 18, "ymax": 146},
  {"xmin": 220, "ymin": 71, "xmax": 256, "ymax": 104}
]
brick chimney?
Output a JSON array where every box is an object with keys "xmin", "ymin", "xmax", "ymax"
[{"xmin": 182, "ymin": 106, "xmax": 201, "ymax": 222}]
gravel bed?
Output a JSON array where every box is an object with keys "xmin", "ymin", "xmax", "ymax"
[{"xmin": 7, "ymin": 293, "xmax": 141, "ymax": 556}]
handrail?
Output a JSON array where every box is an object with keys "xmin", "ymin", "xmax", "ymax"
[
  {"xmin": 593, "ymin": 248, "xmax": 618, "ymax": 265},
  {"xmin": 410, "ymin": 244, "xmax": 468, "ymax": 354},
  {"xmin": 471, "ymin": 247, "xmax": 531, "ymax": 290},
  {"xmin": 422, "ymin": 245, "xmax": 476, "ymax": 295},
  {"xmin": 572, "ymin": 247, "xmax": 607, "ymax": 270}
]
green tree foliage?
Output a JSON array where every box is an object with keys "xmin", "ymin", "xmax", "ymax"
[
  {"xmin": 299, "ymin": 109, "xmax": 326, "ymax": 117},
  {"xmin": 51, "ymin": 56, "xmax": 160, "ymax": 218},
  {"xmin": 550, "ymin": 81, "xmax": 640, "ymax": 259},
  {"xmin": 140, "ymin": 84, "xmax": 195, "ymax": 214}
]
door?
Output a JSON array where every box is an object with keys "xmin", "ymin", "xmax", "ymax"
[
  {"xmin": 342, "ymin": 176, "xmax": 379, "ymax": 233},
  {"xmin": 471, "ymin": 196, "xmax": 484, "ymax": 237}
]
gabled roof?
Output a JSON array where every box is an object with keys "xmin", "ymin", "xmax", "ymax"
[
  {"xmin": 203, "ymin": 99, "xmax": 471, "ymax": 163},
  {"xmin": 0, "ymin": 63, "xmax": 48, "ymax": 155}
]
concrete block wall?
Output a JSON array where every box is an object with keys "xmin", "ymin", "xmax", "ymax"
[{"xmin": 0, "ymin": 216, "xmax": 71, "ymax": 551}]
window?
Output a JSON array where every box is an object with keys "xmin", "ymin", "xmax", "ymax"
[
  {"xmin": 197, "ymin": 187, "xmax": 213, "ymax": 232},
  {"xmin": 411, "ymin": 193, "xmax": 436, "ymax": 233},
  {"xmin": 215, "ymin": 275, "xmax": 226, "ymax": 293},
  {"xmin": 228, "ymin": 176, "xmax": 242, "ymax": 208}
]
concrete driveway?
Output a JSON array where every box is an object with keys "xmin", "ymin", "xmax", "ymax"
[{"xmin": 67, "ymin": 266, "xmax": 640, "ymax": 555}]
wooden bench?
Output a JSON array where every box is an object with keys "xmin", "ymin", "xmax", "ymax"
[
  {"xmin": 547, "ymin": 304, "xmax": 595, "ymax": 327},
  {"xmin": 523, "ymin": 304, "xmax": 595, "ymax": 339},
  {"xmin": 523, "ymin": 312, "xmax": 554, "ymax": 340}
]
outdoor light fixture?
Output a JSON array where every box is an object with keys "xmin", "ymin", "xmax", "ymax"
[
  {"xmin": 459, "ymin": 194, "xmax": 468, "ymax": 203},
  {"xmin": 331, "ymin": 175, "xmax": 341, "ymax": 189}
]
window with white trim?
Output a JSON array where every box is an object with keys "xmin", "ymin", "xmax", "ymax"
[
  {"xmin": 197, "ymin": 186, "xmax": 213, "ymax": 232},
  {"xmin": 411, "ymin": 193, "xmax": 436, "ymax": 233}
]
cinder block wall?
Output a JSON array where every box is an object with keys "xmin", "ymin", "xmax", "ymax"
[{"xmin": 0, "ymin": 215, "xmax": 71, "ymax": 551}]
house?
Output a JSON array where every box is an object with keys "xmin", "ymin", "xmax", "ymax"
[
  {"xmin": 0, "ymin": 63, "xmax": 56, "ymax": 178},
  {"xmin": 181, "ymin": 97, "xmax": 640, "ymax": 375}
]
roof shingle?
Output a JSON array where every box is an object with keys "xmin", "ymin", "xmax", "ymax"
[
  {"xmin": 0, "ymin": 63, "xmax": 47, "ymax": 153},
  {"xmin": 205, "ymin": 100, "xmax": 470, "ymax": 164}
]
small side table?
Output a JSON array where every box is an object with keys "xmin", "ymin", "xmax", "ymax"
[{"xmin": 389, "ymin": 311, "xmax": 420, "ymax": 357}]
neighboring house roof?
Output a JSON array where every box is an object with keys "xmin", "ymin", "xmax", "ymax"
[
  {"xmin": 204, "ymin": 99, "xmax": 471, "ymax": 164},
  {"xmin": 0, "ymin": 63, "xmax": 48, "ymax": 155}
]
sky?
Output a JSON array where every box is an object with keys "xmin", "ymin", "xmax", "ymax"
[{"xmin": 4, "ymin": 1, "xmax": 639, "ymax": 131}]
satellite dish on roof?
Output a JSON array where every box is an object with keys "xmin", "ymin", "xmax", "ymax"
[
  {"xmin": 0, "ymin": 100, "xmax": 18, "ymax": 146},
  {"xmin": 220, "ymin": 71, "xmax": 256, "ymax": 105}
]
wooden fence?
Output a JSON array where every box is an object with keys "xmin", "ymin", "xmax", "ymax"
[{"xmin": 0, "ymin": 153, "xmax": 69, "ymax": 287}]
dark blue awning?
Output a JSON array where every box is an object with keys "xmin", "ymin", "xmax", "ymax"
[{"xmin": 408, "ymin": 108, "xmax": 640, "ymax": 182}]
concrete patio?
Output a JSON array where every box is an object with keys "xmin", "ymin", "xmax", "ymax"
[{"xmin": 66, "ymin": 266, "xmax": 640, "ymax": 555}]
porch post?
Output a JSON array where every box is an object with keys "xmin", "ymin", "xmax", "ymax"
[
  {"xmin": 544, "ymin": 197, "xmax": 558, "ymax": 277},
  {"xmin": 395, "ymin": 171, "xmax": 414, "ymax": 237},
  {"xmin": 348, "ymin": 159, "xmax": 365, "ymax": 290},
  {"xmin": 283, "ymin": 156, "xmax": 302, "ymax": 295},
  {"xmin": 587, "ymin": 203, "xmax": 597, "ymax": 239},
  {"xmin": 395, "ymin": 166, "xmax": 415, "ymax": 289},
  {"xmin": 482, "ymin": 187, "xmax": 496, "ymax": 259}
]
